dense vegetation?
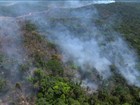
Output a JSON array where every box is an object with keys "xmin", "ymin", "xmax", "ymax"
[
  {"xmin": 0, "ymin": 2, "xmax": 140, "ymax": 105},
  {"xmin": 21, "ymin": 15, "xmax": 140, "ymax": 104},
  {"xmin": 22, "ymin": 22, "xmax": 92, "ymax": 105},
  {"xmin": 95, "ymin": 3, "xmax": 140, "ymax": 54}
]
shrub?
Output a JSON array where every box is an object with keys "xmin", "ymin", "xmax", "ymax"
[
  {"xmin": 24, "ymin": 21, "xmax": 37, "ymax": 32},
  {"xmin": 0, "ymin": 78, "xmax": 6, "ymax": 91}
]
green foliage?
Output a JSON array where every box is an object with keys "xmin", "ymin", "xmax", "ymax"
[
  {"xmin": 0, "ymin": 78, "xmax": 6, "ymax": 91},
  {"xmin": 98, "ymin": 3, "xmax": 140, "ymax": 56},
  {"xmin": 23, "ymin": 22, "xmax": 60, "ymax": 74},
  {"xmin": 53, "ymin": 81, "xmax": 70, "ymax": 94},
  {"xmin": 122, "ymin": 103, "xmax": 131, "ymax": 105},
  {"xmin": 15, "ymin": 82, "xmax": 22, "ymax": 91},
  {"xmin": 23, "ymin": 12, "xmax": 140, "ymax": 105},
  {"xmin": 36, "ymin": 98, "xmax": 51, "ymax": 105},
  {"xmin": 24, "ymin": 21, "xmax": 37, "ymax": 32},
  {"xmin": 19, "ymin": 64, "xmax": 29, "ymax": 72},
  {"xmin": 0, "ymin": 53, "xmax": 9, "ymax": 70},
  {"xmin": 46, "ymin": 59, "xmax": 63, "ymax": 76},
  {"xmin": 68, "ymin": 98, "xmax": 81, "ymax": 105},
  {"xmin": 34, "ymin": 53, "xmax": 47, "ymax": 69},
  {"xmin": 31, "ymin": 69, "xmax": 90, "ymax": 105},
  {"xmin": 48, "ymin": 41, "xmax": 56, "ymax": 49}
]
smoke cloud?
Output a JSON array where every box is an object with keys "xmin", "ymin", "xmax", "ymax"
[
  {"xmin": 0, "ymin": 17, "xmax": 26, "ymax": 81},
  {"xmin": 28, "ymin": 1, "xmax": 140, "ymax": 88},
  {"xmin": 40, "ymin": 8, "xmax": 140, "ymax": 88},
  {"xmin": 0, "ymin": 0, "xmax": 140, "ymax": 99}
]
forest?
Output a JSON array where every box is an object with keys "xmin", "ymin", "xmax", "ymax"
[{"xmin": 0, "ymin": 1, "xmax": 140, "ymax": 105}]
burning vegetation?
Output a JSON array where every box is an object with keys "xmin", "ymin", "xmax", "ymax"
[{"xmin": 0, "ymin": 1, "xmax": 140, "ymax": 105}]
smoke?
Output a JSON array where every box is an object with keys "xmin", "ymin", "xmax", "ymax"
[
  {"xmin": 0, "ymin": 0, "xmax": 140, "ymax": 100},
  {"xmin": 18, "ymin": 2, "xmax": 140, "ymax": 89},
  {"xmin": 0, "ymin": 17, "xmax": 26, "ymax": 81},
  {"xmin": 44, "ymin": 0, "xmax": 115, "ymax": 8},
  {"xmin": 40, "ymin": 8, "xmax": 140, "ymax": 88},
  {"xmin": 29, "ymin": 1, "xmax": 140, "ymax": 88},
  {"xmin": 2, "ymin": 0, "xmax": 140, "ymax": 10},
  {"xmin": 0, "ymin": 16, "xmax": 29, "ymax": 104}
]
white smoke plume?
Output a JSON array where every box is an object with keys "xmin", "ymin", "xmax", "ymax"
[
  {"xmin": 29, "ymin": 1, "xmax": 140, "ymax": 88},
  {"xmin": 44, "ymin": 14, "xmax": 140, "ymax": 88},
  {"xmin": 45, "ymin": 0, "xmax": 115, "ymax": 8},
  {"xmin": 0, "ymin": 0, "xmax": 139, "ymax": 93},
  {"xmin": 0, "ymin": 17, "xmax": 26, "ymax": 82}
]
